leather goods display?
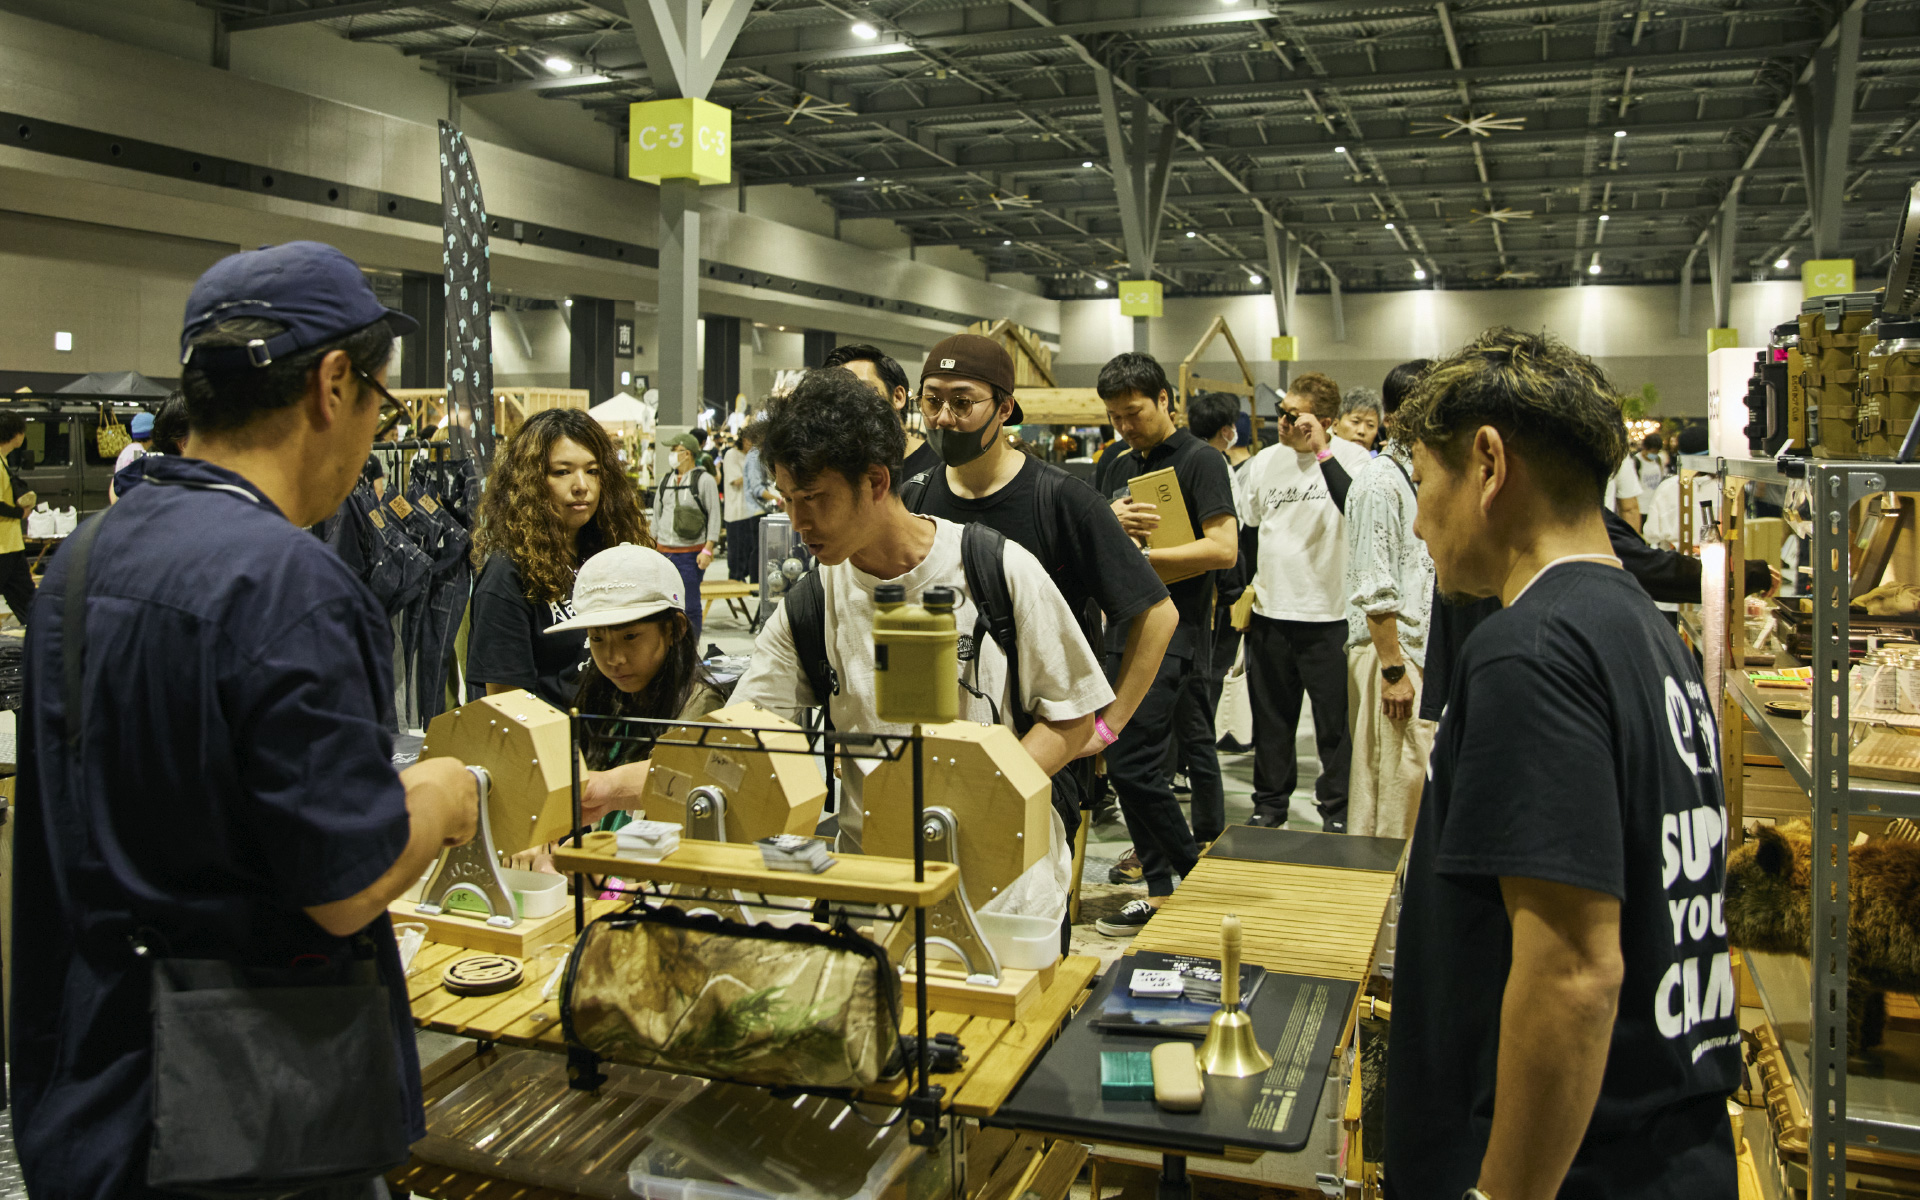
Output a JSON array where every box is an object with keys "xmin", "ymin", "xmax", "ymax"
[{"xmin": 562, "ymin": 901, "xmax": 901, "ymax": 1090}]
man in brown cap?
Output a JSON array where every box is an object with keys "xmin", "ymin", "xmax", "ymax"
[{"xmin": 905, "ymin": 334, "xmax": 1178, "ymax": 874}]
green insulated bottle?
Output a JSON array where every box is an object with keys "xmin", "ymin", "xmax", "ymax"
[{"xmin": 874, "ymin": 584, "xmax": 959, "ymax": 725}]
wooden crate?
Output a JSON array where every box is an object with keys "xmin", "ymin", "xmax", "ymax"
[{"xmin": 494, "ymin": 388, "xmax": 588, "ymax": 439}]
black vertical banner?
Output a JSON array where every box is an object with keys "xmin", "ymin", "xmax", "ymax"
[{"xmin": 438, "ymin": 120, "xmax": 494, "ymax": 467}]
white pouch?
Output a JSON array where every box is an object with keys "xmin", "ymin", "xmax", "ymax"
[
  {"xmin": 26, "ymin": 504, "xmax": 57, "ymax": 539},
  {"xmin": 1217, "ymin": 649, "xmax": 1252, "ymax": 745},
  {"xmin": 53, "ymin": 507, "xmax": 78, "ymax": 536}
]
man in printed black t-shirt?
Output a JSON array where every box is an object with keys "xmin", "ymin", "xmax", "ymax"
[
  {"xmin": 1090, "ymin": 353, "xmax": 1239, "ymax": 935},
  {"xmin": 908, "ymin": 335, "xmax": 1177, "ymax": 843},
  {"xmin": 1385, "ymin": 328, "xmax": 1738, "ymax": 1200}
]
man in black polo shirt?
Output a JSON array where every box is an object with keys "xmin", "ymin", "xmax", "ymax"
[
  {"xmin": 910, "ymin": 334, "xmax": 1177, "ymax": 841},
  {"xmin": 1090, "ymin": 352, "xmax": 1238, "ymax": 935},
  {"xmin": 822, "ymin": 343, "xmax": 940, "ymax": 482},
  {"xmin": 1385, "ymin": 328, "xmax": 1737, "ymax": 1199}
]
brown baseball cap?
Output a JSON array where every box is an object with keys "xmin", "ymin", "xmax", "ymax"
[{"xmin": 920, "ymin": 333, "xmax": 1024, "ymax": 424}]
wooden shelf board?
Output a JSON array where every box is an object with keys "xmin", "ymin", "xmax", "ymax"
[{"xmin": 551, "ymin": 832, "xmax": 959, "ymax": 908}]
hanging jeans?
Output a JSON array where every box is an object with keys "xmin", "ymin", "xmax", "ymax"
[{"xmin": 663, "ymin": 548, "xmax": 705, "ymax": 639}]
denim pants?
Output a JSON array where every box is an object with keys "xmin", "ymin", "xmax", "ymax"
[
  {"xmin": 665, "ymin": 549, "xmax": 705, "ymax": 639},
  {"xmin": 726, "ymin": 516, "xmax": 762, "ymax": 582},
  {"xmin": 1247, "ymin": 615, "xmax": 1351, "ymax": 825}
]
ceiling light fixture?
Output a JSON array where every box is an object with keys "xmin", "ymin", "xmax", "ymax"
[
  {"xmin": 1003, "ymin": 239, "xmax": 1012, "ymax": 245},
  {"xmin": 1186, "ymin": 229, "xmax": 1198, "ymax": 238},
  {"xmin": 1094, "ymin": 279, "xmax": 1110, "ymax": 290},
  {"xmin": 544, "ymin": 55, "xmax": 573, "ymax": 72},
  {"xmin": 1597, "ymin": 213, "xmax": 1610, "ymax": 221},
  {"xmin": 1413, "ymin": 268, "xmax": 1428, "ymax": 281},
  {"xmin": 1588, "ymin": 261, "xmax": 1603, "ymax": 275},
  {"xmin": 563, "ymin": 298, "xmax": 573, "ymax": 307},
  {"xmin": 856, "ymin": 175, "xmax": 866, "ymax": 181},
  {"xmin": 1613, "ymin": 129, "xmax": 1626, "ymax": 138},
  {"xmin": 1249, "ymin": 273, "xmax": 1263, "ymax": 285},
  {"xmin": 1384, "ymin": 222, "xmax": 1395, "ymax": 230},
  {"xmin": 1081, "ymin": 160, "xmax": 1093, "ymax": 168},
  {"xmin": 851, "ymin": 21, "xmax": 878, "ymax": 39},
  {"xmin": 1334, "ymin": 145, "xmax": 1347, "ymax": 154},
  {"xmin": 1775, "ymin": 256, "xmax": 1791, "ymax": 269}
]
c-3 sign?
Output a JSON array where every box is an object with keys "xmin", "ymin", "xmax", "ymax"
[{"xmin": 628, "ymin": 99, "xmax": 731, "ymax": 185}]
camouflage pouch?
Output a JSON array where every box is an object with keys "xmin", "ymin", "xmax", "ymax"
[{"xmin": 561, "ymin": 902, "xmax": 901, "ymax": 1090}]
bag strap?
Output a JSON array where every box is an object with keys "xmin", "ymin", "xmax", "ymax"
[
  {"xmin": 785, "ymin": 567, "xmax": 837, "ymax": 723},
  {"xmin": 959, "ymin": 522, "xmax": 1030, "ymax": 737},
  {"xmin": 1387, "ymin": 453, "xmax": 1414, "ymax": 494},
  {"xmin": 62, "ymin": 510, "xmax": 113, "ymax": 754}
]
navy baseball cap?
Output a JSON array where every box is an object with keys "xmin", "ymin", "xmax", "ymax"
[{"xmin": 180, "ymin": 241, "xmax": 417, "ymax": 369}]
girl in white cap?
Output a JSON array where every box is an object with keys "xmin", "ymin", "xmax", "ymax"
[{"xmin": 545, "ymin": 544, "xmax": 727, "ymax": 830}]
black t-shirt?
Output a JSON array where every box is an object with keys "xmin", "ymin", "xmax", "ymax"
[
  {"xmin": 1092, "ymin": 428, "xmax": 1237, "ymax": 659},
  {"xmin": 1385, "ymin": 562, "xmax": 1739, "ymax": 1200},
  {"xmin": 903, "ymin": 439, "xmax": 942, "ymax": 485},
  {"xmin": 916, "ymin": 456, "xmax": 1168, "ymax": 637},
  {"xmin": 467, "ymin": 554, "xmax": 589, "ymax": 710}
]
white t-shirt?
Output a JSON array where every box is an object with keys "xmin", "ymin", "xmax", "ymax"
[
  {"xmin": 721, "ymin": 447, "xmax": 751, "ymax": 523},
  {"xmin": 734, "ymin": 516, "xmax": 1113, "ymax": 920},
  {"xmin": 1604, "ymin": 457, "xmax": 1643, "ymax": 511},
  {"xmin": 1238, "ymin": 436, "xmax": 1372, "ymax": 623}
]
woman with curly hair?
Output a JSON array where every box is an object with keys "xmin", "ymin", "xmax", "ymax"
[{"xmin": 467, "ymin": 408, "xmax": 649, "ymax": 708}]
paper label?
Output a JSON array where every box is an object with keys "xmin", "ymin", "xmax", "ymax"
[
  {"xmin": 418, "ymin": 494, "xmax": 440, "ymax": 514},
  {"xmin": 367, "ymin": 509, "xmax": 386, "ymax": 530},
  {"xmin": 389, "ymin": 495, "xmax": 414, "ymax": 520},
  {"xmin": 704, "ymin": 749, "xmax": 747, "ymax": 792}
]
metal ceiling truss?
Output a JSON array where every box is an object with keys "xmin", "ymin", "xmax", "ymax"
[{"xmin": 197, "ymin": 0, "xmax": 1920, "ymax": 294}]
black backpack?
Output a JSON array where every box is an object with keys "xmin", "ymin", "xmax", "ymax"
[{"xmin": 784, "ymin": 520, "xmax": 1032, "ymax": 735}]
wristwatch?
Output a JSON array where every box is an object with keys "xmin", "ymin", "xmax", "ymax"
[{"xmin": 1380, "ymin": 664, "xmax": 1407, "ymax": 684}]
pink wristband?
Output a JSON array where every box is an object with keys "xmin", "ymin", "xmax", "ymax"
[
  {"xmin": 1095, "ymin": 715, "xmax": 1119, "ymax": 746},
  {"xmin": 1315, "ymin": 447, "xmax": 1333, "ymax": 462}
]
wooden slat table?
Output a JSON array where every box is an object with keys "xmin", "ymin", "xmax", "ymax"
[
  {"xmin": 1131, "ymin": 856, "xmax": 1396, "ymax": 983},
  {"xmin": 699, "ymin": 579, "xmax": 756, "ymax": 624},
  {"xmin": 409, "ymin": 913, "xmax": 1099, "ymax": 1112}
]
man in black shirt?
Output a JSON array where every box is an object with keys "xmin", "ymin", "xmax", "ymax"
[
  {"xmin": 1089, "ymin": 353, "xmax": 1239, "ymax": 935},
  {"xmin": 1385, "ymin": 328, "xmax": 1738, "ymax": 1200},
  {"xmin": 822, "ymin": 343, "xmax": 940, "ymax": 482},
  {"xmin": 910, "ymin": 335, "xmax": 1178, "ymax": 840}
]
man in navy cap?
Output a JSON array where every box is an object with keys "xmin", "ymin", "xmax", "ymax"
[{"xmin": 11, "ymin": 241, "xmax": 482, "ymax": 1200}]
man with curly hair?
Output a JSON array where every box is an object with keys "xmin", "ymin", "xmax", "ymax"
[
  {"xmin": 735, "ymin": 366, "xmax": 1113, "ymax": 923},
  {"xmin": 468, "ymin": 408, "xmax": 651, "ymax": 708},
  {"xmin": 1385, "ymin": 328, "xmax": 1737, "ymax": 1200}
]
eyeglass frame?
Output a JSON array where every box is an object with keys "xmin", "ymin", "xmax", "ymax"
[{"xmin": 917, "ymin": 383, "xmax": 1010, "ymax": 423}]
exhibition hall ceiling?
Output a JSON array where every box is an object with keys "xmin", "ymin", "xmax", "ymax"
[{"xmin": 193, "ymin": 1, "xmax": 1920, "ymax": 297}]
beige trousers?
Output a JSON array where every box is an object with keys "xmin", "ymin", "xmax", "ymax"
[{"xmin": 1346, "ymin": 643, "xmax": 1438, "ymax": 840}]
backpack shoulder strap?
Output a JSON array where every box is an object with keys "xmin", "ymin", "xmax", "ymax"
[
  {"xmin": 900, "ymin": 469, "xmax": 933, "ymax": 513},
  {"xmin": 783, "ymin": 567, "xmax": 837, "ymax": 718},
  {"xmin": 1027, "ymin": 460, "xmax": 1067, "ymax": 575},
  {"xmin": 959, "ymin": 522, "xmax": 1030, "ymax": 737}
]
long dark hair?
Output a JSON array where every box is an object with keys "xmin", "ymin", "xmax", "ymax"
[
  {"xmin": 473, "ymin": 408, "xmax": 651, "ymax": 603},
  {"xmin": 575, "ymin": 609, "xmax": 704, "ymax": 768}
]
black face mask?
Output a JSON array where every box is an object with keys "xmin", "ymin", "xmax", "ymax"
[{"xmin": 927, "ymin": 414, "xmax": 1002, "ymax": 468}]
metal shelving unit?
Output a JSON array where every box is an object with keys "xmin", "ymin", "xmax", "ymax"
[{"xmin": 1702, "ymin": 454, "xmax": 1920, "ymax": 1196}]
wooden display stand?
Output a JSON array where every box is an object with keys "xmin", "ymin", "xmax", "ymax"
[
  {"xmin": 1178, "ymin": 315, "xmax": 1258, "ymax": 439},
  {"xmin": 860, "ymin": 721, "xmax": 1050, "ymax": 908},
  {"xmin": 494, "ymin": 388, "xmax": 588, "ymax": 440},
  {"xmin": 420, "ymin": 690, "xmax": 581, "ymax": 856},
  {"xmin": 389, "ymin": 900, "xmax": 579, "ymax": 959},
  {"xmin": 638, "ymin": 703, "xmax": 826, "ymax": 841},
  {"xmin": 902, "ymin": 963, "xmax": 1049, "ymax": 1022}
]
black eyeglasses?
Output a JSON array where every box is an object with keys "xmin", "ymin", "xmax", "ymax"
[{"xmin": 354, "ymin": 365, "xmax": 402, "ymax": 411}]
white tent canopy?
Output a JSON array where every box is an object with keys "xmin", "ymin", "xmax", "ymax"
[{"xmin": 589, "ymin": 391, "xmax": 654, "ymax": 433}]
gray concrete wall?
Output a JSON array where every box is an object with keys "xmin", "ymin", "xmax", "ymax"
[{"xmin": 0, "ymin": 4, "xmax": 1056, "ymax": 384}]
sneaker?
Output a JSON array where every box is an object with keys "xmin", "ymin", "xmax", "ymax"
[
  {"xmin": 1216, "ymin": 735, "xmax": 1250, "ymax": 754},
  {"xmin": 1321, "ymin": 815, "xmax": 1348, "ymax": 834},
  {"xmin": 1107, "ymin": 849, "xmax": 1143, "ymax": 884},
  {"xmin": 1245, "ymin": 811, "xmax": 1286, "ymax": 828},
  {"xmin": 1170, "ymin": 773, "xmax": 1191, "ymax": 796},
  {"xmin": 1095, "ymin": 898, "xmax": 1158, "ymax": 937}
]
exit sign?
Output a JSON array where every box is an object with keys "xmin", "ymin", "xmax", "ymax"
[{"xmin": 628, "ymin": 98, "xmax": 731, "ymax": 185}]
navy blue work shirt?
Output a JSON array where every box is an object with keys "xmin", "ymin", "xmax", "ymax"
[{"xmin": 10, "ymin": 456, "xmax": 422, "ymax": 1200}]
